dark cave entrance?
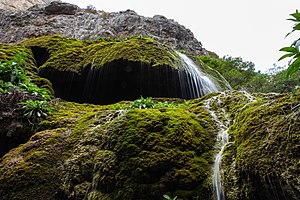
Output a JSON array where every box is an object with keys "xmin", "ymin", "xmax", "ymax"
[
  {"xmin": 31, "ymin": 46, "xmax": 50, "ymax": 67},
  {"xmin": 39, "ymin": 60, "xmax": 194, "ymax": 105}
]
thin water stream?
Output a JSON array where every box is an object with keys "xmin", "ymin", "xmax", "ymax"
[
  {"xmin": 205, "ymin": 91, "xmax": 256, "ymax": 200},
  {"xmin": 204, "ymin": 95, "xmax": 229, "ymax": 200}
]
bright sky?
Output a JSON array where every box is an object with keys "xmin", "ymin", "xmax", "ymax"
[{"xmin": 65, "ymin": 0, "xmax": 299, "ymax": 72}]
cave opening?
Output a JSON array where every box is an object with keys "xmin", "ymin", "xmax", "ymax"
[
  {"xmin": 39, "ymin": 60, "xmax": 201, "ymax": 105},
  {"xmin": 31, "ymin": 46, "xmax": 50, "ymax": 67}
]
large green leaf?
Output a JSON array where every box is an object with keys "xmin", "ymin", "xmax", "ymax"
[
  {"xmin": 278, "ymin": 53, "xmax": 295, "ymax": 61},
  {"xmin": 290, "ymin": 10, "xmax": 300, "ymax": 21},
  {"xmin": 286, "ymin": 57, "xmax": 300, "ymax": 77},
  {"xmin": 279, "ymin": 46, "xmax": 298, "ymax": 53},
  {"xmin": 293, "ymin": 23, "xmax": 300, "ymax": 31}
]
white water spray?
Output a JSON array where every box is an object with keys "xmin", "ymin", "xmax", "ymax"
[{"xmin": 176, "ymin": 52, "xmax": 219, "ymax": 98}]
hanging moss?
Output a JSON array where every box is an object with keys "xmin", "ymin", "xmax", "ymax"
[{"xmin": 19, "ymin": 35, "xmax": 181, "ymax": 73}]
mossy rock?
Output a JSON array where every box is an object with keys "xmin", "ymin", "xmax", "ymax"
[
  {"xmin": 19, "ymin": 35, "xmax": 181, "ymax": 73},
  {"xmin": 221, "ymin": 92, "xmax": 300, "ymax": 200},
  {"xmin": 0, "ymin": 91, "xmax": 299, "ymax": 200},
  {"xmin": 0, "ymin": 100, "xmax": 217, "ymax": 200}
]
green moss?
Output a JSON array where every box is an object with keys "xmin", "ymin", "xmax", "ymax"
[
  {"xmin": 0, "ymin": 129, "xmax": 69, "ymax": 200},
  {"xmin": 0, "ymin": 43, "xmax": 37, "ymax": 75},
  {"xmin": 39, "ymin": 103, "xmax": 216, "ymax": 200},
  {"xmin": 222, "ymin": 92, "xmax": 300, "ymax": 199},
  {"xmin": 19, "ymin": 35, "xmax": 181, "ymax": 73}
]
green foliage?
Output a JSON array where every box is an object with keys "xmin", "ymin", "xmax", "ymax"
[
  {"xmin": 19, "ymin": 100, "xmax": 51, "ymax": 122},
  {"xmin": 198, "ymin": 55, "xmax": 256, "ymax": 90},
  {"xmin": 127, "ymin": 97, "xmax": 155, "ymax": 109},
  {"xmin": 163, "ymin": 194, "xmax": 178, "ymax": 200},
  {"xmin": 0, "ymin": 52, "xmax": 27, "ymax": 91},
  {"xmin": 199, "ymin": 55, "xmax": 299, "ymax": 93},
  {"xmin": 0, "ymin": 52, "xmax": 50, "ymax": 100},
  {"xmin": 19, "ymin": 82, "xmax": 50, "ymax": 100},
  {"xmin": 279, "ymin": 10, "xmax": 300, "ymax": 77},
  {"xmin": 127, "ymin": 97, "xmax": 190, "ymax": 110}
]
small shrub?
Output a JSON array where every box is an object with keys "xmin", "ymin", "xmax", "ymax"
[
  {"xmin": 127, "ymin": 97, "xmax": 190, "ymax": 110},
  {"xmin": 19, "ymin": 100, "xmax": 51, "ymax": 123},
  {"xmin": 163, "ymin": 194, "xmax": 178, "ymax": 200},
  {"xmin": 128, "ymin": 96, "xmax": 155, "ymax": 109},
  {"xmin": 0, "ymin": 52, "xmax": 27, "ymax": 90},
  {"xmin": 0, "ymin": 52, "xmax": 50, "ymax": 100}
]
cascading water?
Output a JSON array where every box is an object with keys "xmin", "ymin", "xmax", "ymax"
[
  {"xmin": 205, "ymin": 91, "xmax": 256, "ymax": 200},
  {"xmin": 204, "ymin": 94, "xmax": 229, "ymax": 200},
  {"xmin": 176, "ymin": 52, "xmax": 219, "ymax": 98}
]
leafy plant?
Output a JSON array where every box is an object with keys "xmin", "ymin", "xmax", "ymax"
[
  {"xmin": 127, "ymin": 97, "xmax": 190, "ymax": 110},
  {"xmin": 279, "ymin": 10, "xmax": 300, "ymax": 77},
  {"xmin": 128, "ymin": 96, "xmax": 155, "ymax": 109},
  {"xmin": 19, "ymin": 82, "xmax": 50, "ymax": 100},
  {"xmin": 0, "ymin": 52, "xmax": 50, "ymax": 100},
  {"xmin": 163, "ymin": 194, "xmax": 178, "ymax": 200},
  {"xmin": 0, "ymin": 52, "xmax": 27, "ymax": 90},
  {"xmin": 19, "ymin": 100, "xmax": 51, "ymax": 122}
]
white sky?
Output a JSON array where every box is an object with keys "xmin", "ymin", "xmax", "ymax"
[{"xmin": 65, "ymin": 0, "xmax": 299, "ymax": 72}]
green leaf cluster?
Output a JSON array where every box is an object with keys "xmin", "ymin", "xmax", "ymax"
[
  {"xmin": 19, "ymin": 100, "xmax": 51, "ymax": 122},
  {"xmin": 163, "ymin": 194, "xmax": 178, "ymax": 200},
  {"xmin": 127, "ymin": 97, "xmax": 155, "ymax": 109},
  {"xmin": 127, "ymin": 97, "xmax": 190, "ymax": 110},
  {"xmin": 0, "ymin": 52, "xmax": 50, "ymax": 100},
  {"xmin": 279, "ymin": 10, "xmax": 300, "ymax": 77},
  {"xmin": 0, "ymin": 52, "xmax": 27, "ymax": 92}
]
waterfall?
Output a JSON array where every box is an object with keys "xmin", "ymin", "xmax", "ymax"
[{"xmin": 176, "ymin": 52, "xmax": 219, "ymax": 99}]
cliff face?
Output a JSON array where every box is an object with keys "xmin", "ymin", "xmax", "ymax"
[
  {"xmin": 0, "ymin": 0, "xmax": 54, "ymax": 10},
  {"xmin": 0, "ymin": 1, "xmax": 206, "ymax": 56}
]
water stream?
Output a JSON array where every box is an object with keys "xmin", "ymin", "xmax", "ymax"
[
  {"xmin": 205, "ymin": 91, "xmax": 256, "ymax": 200},
  {"xmin": 177, "ymin": 52, "xmax": 219, "ymax": 98},
  {"xmin": 204, "ymin": 94, "xmax": 229, "ymax": 200}
]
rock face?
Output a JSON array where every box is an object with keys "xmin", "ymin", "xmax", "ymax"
[
  {"xmin": 0, "ymin": 1, "xmax": 206, "ymax": 56},
  {"xmin": 0, "ymin": 0, "xmax": 54, "ymax": 10}
]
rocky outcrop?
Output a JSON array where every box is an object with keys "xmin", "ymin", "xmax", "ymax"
[
  {"xmin": 0, "ymin": 0, "xmax": 54, "ymax": 11},
  {"xmin": 0, "ymin": 91, "xmax": 299, "ymax": 200},
  {"xmin": 0, "ymin": 1, "xmax": 206, "ymax": 56},
  {"xmin": 0, "ymin": 35, "xmax": 228, "ymax": 104}
]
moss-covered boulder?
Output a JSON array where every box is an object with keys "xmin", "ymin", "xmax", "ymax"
[
  {"xmin": 221, "ymin": 92, "xmax": 300, "ymax": 200},
  {"xmin": 0, "ymin": 100, "xmax": 217, "ymax": 200},
  {"xmin": 190, "ymin": 91, "xmax": 300, "ymax": 200}
]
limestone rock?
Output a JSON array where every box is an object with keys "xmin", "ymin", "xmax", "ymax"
[
  {"xmin": 0, "ymin": 1, "xmax": 206, "ymax": 56},
  {"xmin": 0, "ymin": 0, "xmax": 54, "ymax": 11}
]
